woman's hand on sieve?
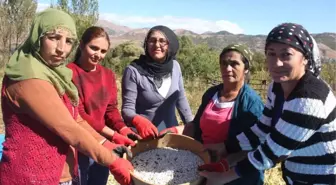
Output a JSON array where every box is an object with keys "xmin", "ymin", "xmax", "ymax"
[
  {"xmin": 113, "ymin": 145, "xmax": 133, "ymax": 158},
  {"xmin": 102, "ymin": 141, "xmax": 133, "ymax": 158}
]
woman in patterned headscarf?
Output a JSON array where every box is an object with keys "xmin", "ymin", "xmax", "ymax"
[
  {"xmin": 160, "ymin": 44, "xmax": 265, "ymax": 185},
  {"xmin": 199, "ymin": 23, "xmax": 336, "ymax": 185},
  {"xmin": 0, "ymin": 8, "xmax": 133, "ymax": 185}
]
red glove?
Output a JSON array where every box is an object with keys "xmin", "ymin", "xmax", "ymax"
[
  {"xmin": 198, "ymin": 159, "xmax": 229, "ymax": 172},
  {"xmin": 103, "ymin": 140, "xmax": 123, "ymax": 151},
  {"xmin": 112, "ymin": 132, "xmax": 136, "ymax": 147},
  {"xmin": 159, "ymin": 126, "xmax": 178, "ymax": 136},
  {"xmin": 119, "ymin": 127, "xmax": 142, "ymax": 141},
  {"xmin": 131, "ymin": 115, "xmax": 158, "ymax": 139},
  {"xmin": 109, "ymin": 158, "xmax": 134, "ymax": 185}
]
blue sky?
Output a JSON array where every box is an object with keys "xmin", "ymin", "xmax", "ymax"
[{"xmin": 38, "ymin": 0, "xmax": 336, "ymax": 35}]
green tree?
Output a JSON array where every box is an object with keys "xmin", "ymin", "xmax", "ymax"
[
  {"xmin": 102, "ymin": 41, "xmax": 143, "ymax": 74},
  {"xmin": 177, "ymin": 36, "xmax": 220, "ymax": 80},
  {"xmin": 0, "ymin": 0, "xmax": 37, "ymax": 68},
  {"xmin": 53, "ymin": 0, "xmax": 99, "ymax": 38},
  {"xmin": 111, "ymin": 41, "xmax": 143, "ymax": 58},
  {"xmin": 179, "ymin": 35, "xmax": 193, "ymax": 49},
  {"xmin": 52, "ymin": 0, "xmax": 98, "ymax": 63},
  {"xmin": 321, "ymin": 60, "xmax": 336, "ymax": 89},
  {"xmin": 251, "ymin": 51, "xmax": 267, "ymax": 73}
]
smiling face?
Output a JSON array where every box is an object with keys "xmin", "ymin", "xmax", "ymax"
[
  {"xmin": 266, "ymin": 42, "xmax": 307, "ymax": 83},
  {"xmin": 146, "ymin": 30, "xmax": 169, "ymax": 63},
  {"xmin": 39, "ymin": 29, "xmax": 75, "ymax": 67},
  {"xmin": 219, "ymin": 50, "xmax": 247, "ymax": 84},
  {"xmin": 79, "ymin": 36, "xmax": 109, "ymax": 69}
]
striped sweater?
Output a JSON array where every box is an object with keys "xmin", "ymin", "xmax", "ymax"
[{"xmin": 226, "ymin": 72, "xmax": 336, "ymax": 185}]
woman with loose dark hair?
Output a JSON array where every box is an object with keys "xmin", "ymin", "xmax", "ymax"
[{"xmin": 67, "ymin": 26, "xmax": 139, "ymax": 185}]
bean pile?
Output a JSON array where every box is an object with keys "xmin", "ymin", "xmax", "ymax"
[{"xmin": 131, "ymin": 147, "xmax": 204, "ymax": 185}]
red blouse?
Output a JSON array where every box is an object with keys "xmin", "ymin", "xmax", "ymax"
[{"xmin": 200, "ymin": 92, "xmax": 234, "ymax": 144}]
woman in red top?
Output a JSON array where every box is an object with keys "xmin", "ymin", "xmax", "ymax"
[
  {"xmin": 0, "ymin": 9, "xmax": 132, "ymax": 185},
  {"xmin": 67, "ymin": 26, "xmax": 140, "ymax": 185}
]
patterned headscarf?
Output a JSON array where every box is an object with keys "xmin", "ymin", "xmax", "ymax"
[
  {"xmin": 265, "ymin": 23, "xmax": 321, "ymax": 77},
  {"xmin": 220, "ymin": 44, "xmax": 254, "ymax": 69}
]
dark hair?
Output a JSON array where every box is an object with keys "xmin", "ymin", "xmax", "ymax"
[
  {"xmin": 74, "ymin": 26, "xmax": 110, "ymax": 62},
  {"xmin": 220, "ymin": 49, "xmax": 250, "ymax": 70},
  {"xmin": 220, "ymin": 49, "xmax": 251, "ymax": 83}
]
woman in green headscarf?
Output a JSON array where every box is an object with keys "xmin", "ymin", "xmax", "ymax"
[
  {"xmin": 160, "ymin": 44, "xmax": 265, "ymax": 185},
  {"xmin": 0, "ymin": 8, "xmax": 133, "ymax": 185}
]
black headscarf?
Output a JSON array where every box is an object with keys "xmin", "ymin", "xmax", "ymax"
[
  {"xmin": 265, "ymin": 23, "xmax": 321, "ymax": 77},
  {"xmin": 131, "ymin": 25, "xmax": 179, "ymax": 87}
]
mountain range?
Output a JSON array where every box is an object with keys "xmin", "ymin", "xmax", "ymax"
[{"xmin": 97, "ymin": 20, "xmax": 336, "ymax": 59}]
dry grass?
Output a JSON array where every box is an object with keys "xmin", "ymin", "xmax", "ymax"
[
  {"xmin": 264, "ymin": 164, "xmax": 286, "ymax": 185},
  {"xmin": 0, "ymin": 73, "xmax": 284, "ymax": 185}
]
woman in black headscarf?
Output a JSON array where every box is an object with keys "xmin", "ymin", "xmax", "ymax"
[
  {"xmin": 121, "ymin": 25, "xmax": 193, "ymax": 139},
  {"xmin": 199, "ymin": 23, "xmax": 336, "ymax": 185}
]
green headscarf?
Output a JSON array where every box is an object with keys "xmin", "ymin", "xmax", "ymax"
[{"xmin": 5, "ymin": 8, "xmax": 79, "ymax": 105}]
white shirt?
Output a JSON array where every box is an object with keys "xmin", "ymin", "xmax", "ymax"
[{"xmin": 156, "ymin": 75, "xmax": 172, "ymax": 98}]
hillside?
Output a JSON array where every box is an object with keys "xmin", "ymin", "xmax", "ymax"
[
  {"xmin": 96, "ymin": 20, "xmax": 132, "ymax": 36},
  {"xmin": 98, "ymin": 19, "xmax": 336, "ymax": 59}
]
